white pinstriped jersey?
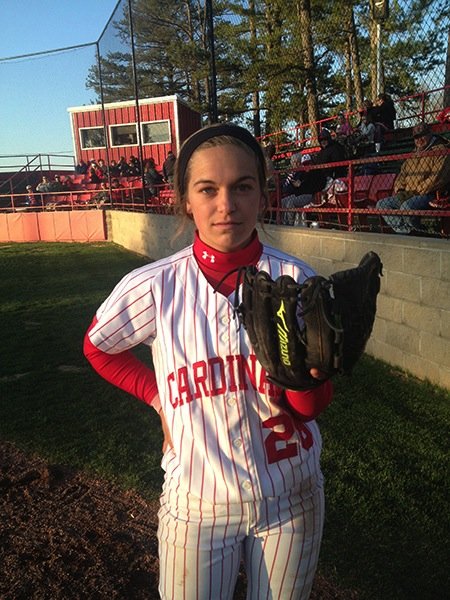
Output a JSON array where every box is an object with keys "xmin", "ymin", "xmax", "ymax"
[{"xmin": 89, "ymin": 243, "xmax": 323, "ymax": 504}]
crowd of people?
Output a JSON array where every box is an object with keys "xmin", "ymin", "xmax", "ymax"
[
  {"xmin": 75, "ymin": 155, "xmax": 142, "ymax": 179},
  {"xmin": 21, "ymin": 149, "xmax": 178, "ymax": 210},
  {"xmin": 21, "ymin": 100, "xmax": 450, "ymax": 235},
  {"xmin": 331, "ymin": 93, "xmax": 397, "ymax": 158},
  {"xmin": 376, "ymin": 122, "xmax": 450, "ymax": 234},
  {"xmin": 262, "ymin": 93, "xmax": 450, "ymax": 234},
  {"xmin": 74, "ymin": 152, "xmax": 177, "ymax": 193},
  {"xmin": 23, "ymin": 150, "xmax": 176, "ymax": 208}
]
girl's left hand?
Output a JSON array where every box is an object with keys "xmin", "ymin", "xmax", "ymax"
[{"xmin": 310, "ymin": 368, "xmax": 328, "ymax": 380}]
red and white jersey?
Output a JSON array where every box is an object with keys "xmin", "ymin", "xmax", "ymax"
[{"xmin": 89, "ymin": 243, "xmax": 323, "ymax": 504}]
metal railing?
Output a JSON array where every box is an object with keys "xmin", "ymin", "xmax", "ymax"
[
  {"xmin": 0, "ymin": 153, "xmax": 76, "ymax": 196},
  {"xmin": 265, "ymin": 148, "xmax": 450, "ymax": 237},
  {"xmin": 1, "ymin": 151, "xmax": 449, "ymax": 238},
  {"xmin": 259, "ymin": 85, "xmax": 450, "ymax": 156}
]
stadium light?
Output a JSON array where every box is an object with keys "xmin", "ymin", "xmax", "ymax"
[{"xmin": 372, "ymin": 0, "xmax": 389, "ymax": 23}]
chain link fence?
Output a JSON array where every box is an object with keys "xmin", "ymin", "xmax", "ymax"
[{"xmin": 1, "ymin": 0, "xmax": 449, "ymax": 186}]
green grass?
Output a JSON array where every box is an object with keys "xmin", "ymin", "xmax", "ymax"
[
  {"xmin": 319, "ymin": 360, "xmax": 450, "ymax": 599},
  {"xmin": 1, "ymin": 242, "xmax": 449, "ymax": 600},
  {"xmin": 0, "ymin": 242, "xmax": 163, "ymax": 495}
]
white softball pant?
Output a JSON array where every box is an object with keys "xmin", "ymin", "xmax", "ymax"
[{"xmin": 157, "ymin": 482, "xmax": 324, "ymax": 600}]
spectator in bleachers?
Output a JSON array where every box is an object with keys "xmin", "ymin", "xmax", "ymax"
[
  {"xmin": 88, "ymin": 160, "xmax": 104, "ymax": 184},
  {"xmin": 128, "ymin": 155, "xmax": 141, "ymax": 176},
  {"xmin": 97, "ymin": 159, "xmax": 108, "ymax": 179},
  {"xmin": 118, "ymin": 156, "xmax": 129, "ymax": 176},
  {"xmin": 92, "ymin": 182, "xmax": 110, "ymax": 205},
  {"xmin": 25, "ymin": 185, "xmax": 39, "ymax": 208},
  {"xmin": 108, "ymin": 160, "xmax": 121, "ymax": 177},
  {"xmin": 144, "ymin": 158, "xmax": 164, "ymax": 196},
  {"xmin": 47, "ymin": 175, "xmax": 64, "ymax": 192},
  {"xmin": 162, "ymin": 151, "xmax": 176, "ymax": 183},
  {"xmin": 61, "ymin": 175, "xmax": 74, "ymax": 190},
  {"xmin": 110, "ymin": 178, "xmax": 123, "ymax": 203},
  {"xmin": 281, "ymin": 133, "xmax": 347, "ymax": 226},
  {"xmin": 35, "ymin": 176, "xmax": 52, "ymax": 206},
  {"xmin": 359, "ymin": 114, "xmax": 376, "ymax": 144},
  {"xmin": 348, "ymin": 113, "xmax": 377, "ymax": 157},
  {"xmin": 281, "ymin": 153, "xmax": 319, "ymax": 225},
  {"xmin": 36, "ymin": 176, "xmax": 51, "ymax": 193},
  {"xmin": 93, "ymin": 179, "xmax": 122, "ymax": 205},
  {"xmin": 312, "ymin": 129, "xmax": 347, "ymax": 183},
  {"xmin": 376, "ymin": 123, "xmax": 450, "ymax": 234},
  {"xmin": 75, "ymin": 159, "xmax": 88, "ymax": 175},
  {"xmin": 373, "ymin": 93, "xmax": 396, "ymax": 131},
  {"xmin": 335, "ymin": 112, "xmax": 353, "ymax": 143}
]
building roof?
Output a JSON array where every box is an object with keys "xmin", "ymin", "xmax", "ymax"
[{"xmin": 67, "ymin": 95, "xmax": 196, "ymax": 114}]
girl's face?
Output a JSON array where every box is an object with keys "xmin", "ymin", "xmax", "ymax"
[{"xmin": 185, "ymin": 144, "xmax": 264, "ymax": 253}]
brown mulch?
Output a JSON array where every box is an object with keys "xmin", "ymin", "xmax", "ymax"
[{"xmin": 0, "ymin": 441, "xmax": 359, "ymax": 599}]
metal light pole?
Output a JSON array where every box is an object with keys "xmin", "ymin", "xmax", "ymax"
[
  {"xmin": 206, "ymin": 0, "xmax": 218, "ymax": 123},
  {"xmin": 128, "ymin": 0, "xmax": 146, "ymax": 206},
  {"xmin": 372, "ymin": 0, "xmax": 389, "ymax": 96},
  {"xmin": 376, "ymin": 22, "xmax": 382, "ymax": 96}
]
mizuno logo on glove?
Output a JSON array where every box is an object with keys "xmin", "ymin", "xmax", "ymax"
[{"xmin": 276, "ymin": 301, "xmax": 291, "ymax": 366}]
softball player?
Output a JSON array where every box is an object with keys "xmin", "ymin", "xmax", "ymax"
[{"xmin": 84, "ymin": 123, "xmax": 333, "ymax": 599}]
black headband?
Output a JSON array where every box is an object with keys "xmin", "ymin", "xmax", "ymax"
[{"xmin": 176, "ymin": 123, "xmax": 266, "ymax": 196}]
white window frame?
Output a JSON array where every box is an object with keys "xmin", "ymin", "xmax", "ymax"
[
  {"xmin": 141, "ymin": 119, "xmax": 171, "ymax": 145},
  {"xmin": 79, "ymin": 126, "xmax": 106, "ymax": 150},
  {"xmin": 109, "ymin": 122, "xmax": 139, "ymax": 148}
]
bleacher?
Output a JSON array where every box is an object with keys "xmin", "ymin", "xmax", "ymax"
[
  {"xmin": 263, "ymin": 106, "xmax": 450, "ymax": 237},
  {"xmin": 0, "ymin": 171, "xmax": 177, "ymax": 213},
  {"xmin": 1, "ymin": 99, "xmax": 449, "ymax": 237}
]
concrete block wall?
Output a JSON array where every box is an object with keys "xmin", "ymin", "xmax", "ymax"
[{"xmin": 105, "ymin": 211, "xmax": 450, "ymax": 390}]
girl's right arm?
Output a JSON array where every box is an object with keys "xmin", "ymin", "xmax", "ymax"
[{"xmin": 83, "ymin": 316, "xmax": 161, "ymax": 412}]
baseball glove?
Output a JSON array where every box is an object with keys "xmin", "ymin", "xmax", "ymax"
[{"xmin": 235, "ymin": 251, "xmax": 383, "ymax": 390}]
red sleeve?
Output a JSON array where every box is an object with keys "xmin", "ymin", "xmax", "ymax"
[
  {"xmin": 284, "ymin": 380, "xmax": 333, "ymax": 421},
  {"xmin": 83, "ymin": 317, "xmax": 160, "ymax": 412}
]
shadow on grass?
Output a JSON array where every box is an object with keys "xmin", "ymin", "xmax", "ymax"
[
  {"xmin": 318, "ymin": 357, "xmax": 450, "ymax": 600},
  {"xmin": 1, "ymin": 243, "xmax": 449, "ymax": 600}
]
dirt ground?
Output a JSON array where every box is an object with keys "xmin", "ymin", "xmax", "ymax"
[{"xmin": 0, "ymin": 441, "xmax": 359, "ymax": 599}]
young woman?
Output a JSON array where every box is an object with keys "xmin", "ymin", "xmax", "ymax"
[{"xmin": 84, "ymin": 123, "xmax": 333, "ymax": 600}]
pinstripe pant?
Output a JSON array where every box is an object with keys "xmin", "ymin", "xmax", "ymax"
[{"xmin": 157, "ymin": 481, "xmax": 325, "ymax": 600}]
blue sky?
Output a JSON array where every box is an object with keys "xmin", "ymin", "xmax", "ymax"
[{"xmin": 0, "ymin": 0, "xmax": 120, "ymax": 162}]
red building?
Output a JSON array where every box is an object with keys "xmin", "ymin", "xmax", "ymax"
[{"xmin": 67, "ymin": 95, "xmax": 202, "ymax": 167}]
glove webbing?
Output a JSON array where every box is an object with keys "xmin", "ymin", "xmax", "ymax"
[{"xmin": 298, "ymin": 278, "xmax": 345, "ymax": 373}]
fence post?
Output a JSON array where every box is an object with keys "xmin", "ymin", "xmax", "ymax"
[{"xmin": 347, "ymin": 161, "xmax": 354, "ymax": 230}]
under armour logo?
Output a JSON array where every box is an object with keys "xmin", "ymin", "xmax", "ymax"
[{"xmin": 202, "ymin": 251, "xmax": 216, "ymax": 263}]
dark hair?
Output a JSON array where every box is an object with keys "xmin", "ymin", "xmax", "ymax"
[
  {"xmin": 318, "ymin": 129, "xmax": 331, "ymax": 141},
  {"xmin": 412, "ymin": 122, "xmax": 431, "ymax": 138}
]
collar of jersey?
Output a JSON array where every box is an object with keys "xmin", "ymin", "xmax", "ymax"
[{"xmin": 193, "ymin": 230, "xmax": 262, "ymax": 272}]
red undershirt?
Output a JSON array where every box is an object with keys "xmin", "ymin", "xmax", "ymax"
[{"xmin": 83, "ymin": 231, "xmax": 332, "ymax": 420}]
